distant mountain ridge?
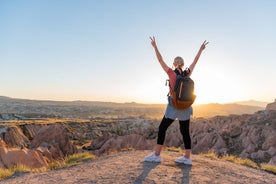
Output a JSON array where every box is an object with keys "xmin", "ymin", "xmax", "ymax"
[
  {"xmin": 0, "ymin": 96, "xmax": 269, "ymax": 106},
  {"xmin": 234, "ymin": 100, "xmax": 269, "ymax": 107},
  {"xmin": 193, "ymin": 103, "xmax": 265, "ymax": 117},
  {"xmin": 0, "ymin": 96, "xmax": 269, "ymax": 118}
]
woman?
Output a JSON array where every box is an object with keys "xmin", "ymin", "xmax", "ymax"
[{"xmin": 144, "ymin": 37, "xmax": 208, "ymax": 165}]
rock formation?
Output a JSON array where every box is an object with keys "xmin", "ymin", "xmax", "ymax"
[
  {"xmin": 266, "ymin": 99, "xmax": 276, "ymax": 111},
  {"xmin": 0, "ymin": 99, "xmax": 275, "ymax": 169},
  {"xmin": 0, "ymin": 124, "xmax": 77, "ymax": 169},
  {"xmin": 0, "ymin": 140, "xmax": 48, "ymax": 169},
  {"xmin": 0, "ymin": 126, "xmax": 30, "ymax": 148},
  {"xmin": 190, "ymin": 111, "xmax": 276, "ymax": 164},
  {"xmin": 93, "ymin": 134, "xmax": 155, "ymax": 155},
  {"xmin": 88, "ymin": 110, "xmax": 276, "ymax": 165},
  {"xmin": 30, "ymin": 124, "xmax": 78, "ymax": 160}
]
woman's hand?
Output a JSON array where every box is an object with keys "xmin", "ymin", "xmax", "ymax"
[
  {"xmin": 150, "ymin": 36, "xmax": 157, "ymax": 48},
  {"xmin": 188, "ymin": 40, "xmax": 209, "ymax": 76},
  {"xmin": 200, "ymin": 40, "xmax": 209, "ymax": 51}
]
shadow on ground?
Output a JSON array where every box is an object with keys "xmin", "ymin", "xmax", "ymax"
[{"xmin": 133, "ymin": 162, "xmax": 159, "ymax": 184}]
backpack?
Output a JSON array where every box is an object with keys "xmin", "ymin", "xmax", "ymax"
[{"xmin": 171, "ymin": 69, "xmax": 196, "ymax": 110}]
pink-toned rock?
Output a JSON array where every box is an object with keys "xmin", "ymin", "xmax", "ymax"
[
  {"xmin": 35, "ymin": 142, "xmax": 64, "ymax": 161},
  {"xmin": 193, "ymin": 133, "xmax": 217, "ymax": 154},
  {"xmin": 89, "ymin": 132, "xmax": 111, "ymax": 150},
  {"xmin": 30, "ymin": 124, "xmax": 77, "ymax": 160},
  {"xmin": 242, "ymin": 137, "xmax": 251, "ymax": 148},
  {"xmin": 0, "ymin": 140, "xmax": 48, "ymax": 169},
  {"xmin": 212, "ymin": 136, "xmax": 226, "ymax": 151},
  {"xmin": 240, "ymin": 150, "xmax": 249, "ymax": 158},
  {"xmin": 22, "ymin": 124, "xmax": 42, "ymax": 139},
  {"xmin": 269, "ymin": 156, "xmax": 276, "ymax": 165},
  {"xmin": 266, "ymin": 99, "xmax": 276, "ymax": 111},
  {"xmin": 164, "ymin": 126, "xmax": 182, "ymax": 147},
  {"xmin": 36, "ymin": 146, "xmax": 52, "ymax": 160},
  {"xmin": 98, "ymin": 134, "xmax": 155, "ymax": 154},
  {"xmin": 248, "ymin": 128, "xmax": 261, "ymax": 143},
  {"xmin": 250, "ymin": 150, "xmax": 268, "ymax": 161},
  {"xmin": 262, "ymin": 130, "xmax": 276, "ymax": 150},
  {"xmin": 267, "ymin": 147, "xmax": 276, "ymax": 157},
  {"xmin": 2, "ymin": 126, "xmax": 30, "ymax": 148},
  {"xmin": 246, "ymin": 143, "xmax": 257, "ymax": 153},
  {"xmin": 164, "ymin": 135, "xmax": 182, "ymax": 148},
  {"xmin": 188, "ymin": 109, "xmax": 276, "ymax": 163}
]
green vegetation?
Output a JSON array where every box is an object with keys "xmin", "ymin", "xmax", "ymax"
[
  {"xmin": 115, "ymin": 128, "xmax": 123, "ymax": 136},
  {"xmin": 200, "ymin": 151, "xmax": 275, "ymax": 174},
  {"xmin": 0, "ymin": 152, "xmax": 96, "ymax": 180},
  {"xmin": 66, "ymin": 152, "xmax": 95, "ymax": 165},
  {"xmin": 45, "ymin": 151, "xmax": 96, "ymax": 170}
]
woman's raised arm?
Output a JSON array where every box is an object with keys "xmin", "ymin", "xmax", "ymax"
[
  {"xmin": 188, "ymin": 40, "xmax": 209, "ymax": 76},
  {"xmin": 150, "ymin": 36, "xmax": 169, "ymax": 72}
]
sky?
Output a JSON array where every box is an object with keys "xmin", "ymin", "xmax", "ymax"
[{"xmin": 0, "ymin": 0, "xmax": 275, "ymax": 104}]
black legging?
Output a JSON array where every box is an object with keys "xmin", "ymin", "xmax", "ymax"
[{"xmin": 157, "ymin": 116, "xmax": 191, "ymax": 149}]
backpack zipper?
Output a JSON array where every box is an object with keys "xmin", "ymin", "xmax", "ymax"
[{"xmin": 179, "ymin": 82, "xmax": 183, "ymax": 99}]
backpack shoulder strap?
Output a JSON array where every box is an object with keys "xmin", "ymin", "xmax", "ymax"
[
  {"xmin": 183, "ymin": 67, "xmax": 191, "ymax": 77},
  {"xmin": 174, "ymin": 68, "xmax": 183, "ymax": 76}
]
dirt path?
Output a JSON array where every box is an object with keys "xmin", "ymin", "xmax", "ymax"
[{"xmin": 1, "ymin": 150, "xmax": 276, "ymax": 184}]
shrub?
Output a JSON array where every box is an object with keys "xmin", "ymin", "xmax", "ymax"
[
  {"xmin": 165, "ymin": 147, "xmax": 182, "ymax": 153},
  {"xmin": 66, "ymin": 152, "xmax": 95, "ymax": 165},
  {"xmin": 222, "ymin": 155, "xmax": 258, "ymax": 169},
  {"xmin": 0, "ymin": 169, "xmax": 13, "ymax": 180},
  {"xmin": 0, "ymin": 152, "xmax": 96, "ymax": 181},
  {"xmin": 200, "ymin": 150, "xmax": 218, "ymax": 159},
  {"xmin": 260, "ymin": 163, "xmax": 276, "ymax": 174}
]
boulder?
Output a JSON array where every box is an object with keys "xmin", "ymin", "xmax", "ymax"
[
  {"xmin": 1, "ymin": 126, "xmax": 30, "ymax": 148},
  {"xmin": 212, "ymin": 136, "xmax": 226, "ymax": 151},
  {"xmin": 0, "ymin": 140, "xmax": 48, "ymax": 169},
  {"xmin": 240, "ymin": 150, "xmax": 249, "ymax": 158},
  {"xmin": 88, "ymin": 131, "xmax": 111, "ymax": 150},
  {"xmin": 20, "ymin": 124, "xmax": 42, "ymax": 140},
  {"xmin": 266, "ymin": 99, "xmax": 276, "ymax": 111},
  {"xmin": 97, "ymin": 134, "xmax": 155, "ymax": 154},
  {"xmin": 164, "ymin": 128, "xmax": 182, "ymax": 147},
  {"xmin": 193, "ymin": 133, "xmax": 217, "ymax": 154},
  {"xmin": 30, "ymin": 124, "xmax": 77, "ymax": 160},
  {"xmin": 262, "ymin": 130, "xmax": 276, "ymax": 150},
  {"xmin": 267, "ymin": 147, "xmax": 276, "ymax": 157},
  {"xmin": 269, "ymin": 156, "xmax": 276, "ymax": 165}
]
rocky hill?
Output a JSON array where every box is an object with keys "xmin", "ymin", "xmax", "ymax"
[
  {"xmin": 2, "ymin": 151, "xmax": 276, "ymax": 184},
  {"xmin": 0, "ymin": 109, "xmax": 275, "ymax": 170}
]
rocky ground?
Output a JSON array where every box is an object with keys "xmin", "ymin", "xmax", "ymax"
[
  {"xmin": 0, "ymin": 109, "xmax": 275, "ymax": 169},
  {"xmin": 1, "ymin": 150, "xmax": 276, "ymax": 184}
]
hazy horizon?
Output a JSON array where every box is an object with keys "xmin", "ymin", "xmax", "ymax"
[
  {"xmin": 1, "ymin": 1, "xmax": 275, "ymax": 104},
  {"xmin": 0, "ymin": 95, "xmax": 272, "ymax": 107}
]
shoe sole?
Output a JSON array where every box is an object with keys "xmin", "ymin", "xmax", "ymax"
[
  {"xmin": 144, "ymin": 160, "xmax": 161, "ymax": 163},
  {"xmin": 175, "ymin": 160, "xmax": 192, "ymax": 165}
]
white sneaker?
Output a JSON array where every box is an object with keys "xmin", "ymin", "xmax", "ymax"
[
  {"xmin": 175, "ymin": 156, "xmax": 192, "ymax": 165},
  {"xmin": 144, "ymin": 153, "xmax": 161, "ymax": 162}
]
